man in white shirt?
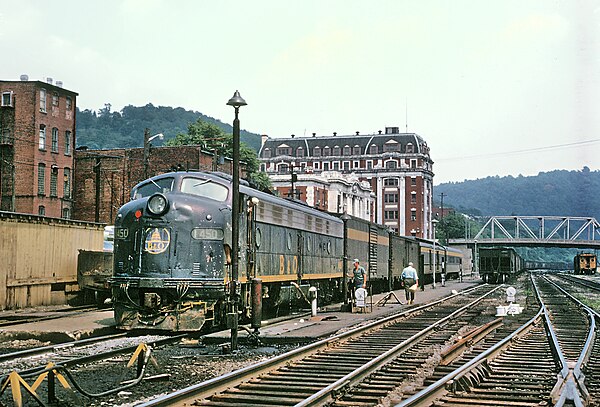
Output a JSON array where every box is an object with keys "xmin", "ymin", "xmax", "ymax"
[{"xmin": 401, "ymin": 262, "xmax": 418, "ymax": 304}]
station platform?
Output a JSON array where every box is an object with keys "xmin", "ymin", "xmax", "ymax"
[{"xmin": 0, "ymin": 277, "xmax": 481, "ymax": 344}]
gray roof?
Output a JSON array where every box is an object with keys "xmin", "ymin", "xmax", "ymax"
[{"xmin": 259, "ymin": 131, "xmax": 428, "ymax": 158}]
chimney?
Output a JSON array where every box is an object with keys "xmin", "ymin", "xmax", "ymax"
[
  {"xmin": 56, "ymin": 81, "xmax": 63, "ymax": 88},
  {"xmin": 333, "ymin": 132, "xmax": 337, "ymax": 137},
  {"xmin": 261, "ymin": 134, "xmax": 268, "ymax": 147},
  {"xmin": 312, "ymin": 133, "xmax": 316, "ymax": 137},
  {"xmin": 378, "ymin": 130, "xmax": 382, "ymax": 134},
  {"xmin": 19, "ymin": 74, "xmax": 29, "ymax": 81},
  {"xmin": 46, "ymin": 77, "xmax": 53, "ymax": 85},
  {"xmin": 355, "ymin": 131, "xmax": 359, "ymax": 135},
  {"xmin": 291, "ymin": 134, "xmax": 295, "ymax": 138}
]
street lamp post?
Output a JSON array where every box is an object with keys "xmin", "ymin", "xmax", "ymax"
[
  {"xmin": 473, "ymin": 239, "xmax": 478, "ymax": 279},
  {"xmin": 432, "ymin": 219, "xmax": 439, "ymax": 288},
  {"xmin": 340, "ymin": 212, "xmax": 350, "ymax": 310},
  {"xmin": 143, "ymin": 129, "xmax": 164, "ymax": 179},
  {"xmin": 226, "ymin": 90, "xmax": 247, "ymax": 351}
]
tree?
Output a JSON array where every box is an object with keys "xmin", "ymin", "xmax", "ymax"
[{"xmin": 166, "ymin": 119, "xmax": 271, "ymax": 191}]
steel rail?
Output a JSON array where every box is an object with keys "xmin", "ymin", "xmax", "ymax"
[
  {"xmin": 294, "ymin": 285, "xmax": 504, "ymax": 407},
  {"xmin": 139, "ymin": 285, "xmax": 487, "ymax": 406},
  {"xmin": 0, "ymin": 332, "xmax": 128, "ymax": 363}
]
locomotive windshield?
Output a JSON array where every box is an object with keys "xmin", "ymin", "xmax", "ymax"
[
  {"xmin": 132, "ymin": 177, "xmax": 174, "ymax": 200},
  {"xmin": 180, "ymin": 177, "xmax": 229, "ymax": 202}
]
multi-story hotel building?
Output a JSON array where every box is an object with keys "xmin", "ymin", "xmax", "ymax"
[
  {"xmin": 0, "ymin": 76, "xmax": 77, "ymax": 218},
  {"xmin": 258, "ymin": 127, "xmax": 435, "ymax": 238}
]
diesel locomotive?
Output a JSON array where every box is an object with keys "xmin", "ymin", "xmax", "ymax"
[{"xmin": 111, "ymin": 171, "xmax": 463, "ymax": 331}]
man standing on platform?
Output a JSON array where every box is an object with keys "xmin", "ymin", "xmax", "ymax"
[
  {"xmin": 352, "ymin": 259, "xmax": 367, "ymax": 290},
  {"xmin": 401, "ymin": 262, "xmax": 418, "ymax": 304}
]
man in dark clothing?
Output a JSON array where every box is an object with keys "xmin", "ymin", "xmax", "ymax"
[{"xmin": 352, "ymin": 258, "xmax": 367, "ymax": 289}]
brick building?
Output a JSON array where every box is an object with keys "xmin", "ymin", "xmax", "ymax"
[
  {"xmin": 0, "ymin": 76, "xmax": 77, "ymax": 217},
  {"xmin": 73, "ymin": 146, "xmax": 235, "ymax": 223},
  {"xmin": 258, "ymin": 127, "xmax": 435, "ymax": 238}
]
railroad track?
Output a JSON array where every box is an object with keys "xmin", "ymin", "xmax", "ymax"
[
  {"xmin": 400, "ymin": 273, "xmax": 599, "ymax": 406},
  {"xmin": 0, "ymin": 305, "xmax": 101, "ymax": 328},
  {"xmin": 137, "ymin": 284, "xmax": 517, "ymax": 406}
]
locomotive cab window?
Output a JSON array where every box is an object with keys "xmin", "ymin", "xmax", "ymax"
[
  {"xmin": 133, "ymin": 177, "xmax": 174, "ymax": 199},
  {"xmin": 181, "ymin": 178, "xmax": 229, "ymax": 201}
]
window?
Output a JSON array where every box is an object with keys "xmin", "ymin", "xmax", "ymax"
[
  {"xmin": 180, "ymin": 177, "xmax": 229, "ymax": 202},
  {"xmin": 384, "ymin": 178, "xmax": 398, "ymax": 186},
  {"xmin": 40, "ymin": 89, "xmax": 47, "ymax": 112},
  {"xmin": 1, "ymin": 92, "xmax": 13, "ymax": 107},
  {"xmin": 52, "ymin": 92, "xmax": 59, "ymax": 106},
  {"xmin": 65, "ymin": 131, "xmax": 71, "ymax": 155},
  {"xmin": 333, "ymin": 146, "xmax": 340, "ymax": 155},
  {"xmin": 50, "ymin": 167, "xmax": 58, "ymax": 197},
  {"xmin": 323, "ymin": 146, "xmax": 330, "ymax": 156},
  {"xmin": 51, "ymin": 128, "xmax": 59, "ymax": 152},
  {"xmin": 132, "ymin": 177, "xmax": 174, "ymax": 199},
  {"xmin": 38, "ymin": 163, "xmax": 46, "ymax": 195},
  {"xmin": 296, "ymin": 147, "xmax": 304, "ymax": 157},
  {"xmin": 277, "ymin": 146, "xmax": 291, "ymax": 156},
  {"xmin": 411, "ymin": 159, "xmax": 417, "ymax": 169},
  {"xmin": 353, "ymin": 145, "xmax": 361, "ymax": 155},
  {"xmin": 38, "ymin": 205, "xmax": 45, "ymax": 216},
  {"xmin": 366, "ymin": 160, "xmax": 372, "ymax": 170},
  {"xmin": 39, "ymin": 125, "xmax": 46, "ymax": 150},
  {"xmin": 313, "ymin": 146, "xmax": 321, "ymax": 156},
  {"xmin": 411, "ymin": 192, "xmax": 417, "ymax": 204},
  {"xmin": 411, "ymin": 177, "xmax": 417, "ymax": 186},
  {"xmin": 263, "ymin": 148, "xmax": 271, "ymax": 158},
  {"xmin": 333, "ymin": 162, "xmax": 339, "ymax": 171},
  {"xmin": 384, "ymin": 193, "xmax": 398, "ymax": 203},
  {"xmin": 314, "ymin": 162, "xmax": 320, "ymax": 170},
  {"xmin": 323, "ymin": 162, "xmax": 329, "ymax": 171},
  {"xmin": 369, "ymin": 144, "xmax": 378, "ymax": 154},
  {"xmin": 343, "ymin": 145, "xmax": 351, "ymax": 155},
  {"xmin": 383, "ymin": 140, "xmax": 399, "ymax": 152},
  {"xmin": 343, "ymin": 161, "xmax": 350, "ymax": 171},
  {"xmin": 278, "ymin": 164, "xmax": 289, "ymax": 174},
  {"xmin": 411, "ymin": 209, "xmax": 417, "ymax": 221},
  {"xmin": 63, "ymin": 168, "xmax": 71, "ymax": 199},
  {"xmin": 66, "ymin": 96, "xmax": 72, "ymax": 110},
  {"xmin": 385, "ymin": 160, "xmax": 397, "ymax": 169},
  {"xmin": 353, "ymin": 161, "xmax": 360, "ymax": 169},
  {"xmin": 406, "ymin": 143, "xmax": 414, "ymax": 153},
  {"xmin": 62, "ymin": 208, "xmax": 70, "ymax": 219},
  {"xmin": 384, "ymin": 210, "xmax": 398, "ymax": 220}
]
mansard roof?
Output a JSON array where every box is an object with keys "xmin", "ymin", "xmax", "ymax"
[{"xmin": 259, "ymin": 130, "xmax": 428, "ymax": 158}]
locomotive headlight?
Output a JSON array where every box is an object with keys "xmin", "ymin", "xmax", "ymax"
[{"xmin": 147, "ymin": 193, "xmax": 169, "ymax": 216}]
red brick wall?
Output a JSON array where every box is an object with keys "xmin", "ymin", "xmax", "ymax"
[{"xmin": 0, "ymin": 80, "xmax": 77, "ymax": 218}]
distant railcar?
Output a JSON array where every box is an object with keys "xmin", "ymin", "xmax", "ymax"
[
  {"xmin": 478, "ymin": 247, "xmax": 523, "ymax": 283},
  {"xmin": 574, "ymin": 253, "xmax": 597, "ymax": 275},
  {"xmin": 419, "ymin": 241, "xmax": 464, "ymax": 284}
]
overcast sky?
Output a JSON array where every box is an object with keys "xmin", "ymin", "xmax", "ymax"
[{"xmin": 2, "ymin": 1, "xmax": 599, "ymax": 184}]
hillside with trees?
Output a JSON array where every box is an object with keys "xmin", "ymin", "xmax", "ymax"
[
  {"xmin": 435, "ymin": 167, "xmax": 600, "ymax": 219},
  {"xmin": 76, "ymin": 103, "xmax": 262, "ymax": 151}
]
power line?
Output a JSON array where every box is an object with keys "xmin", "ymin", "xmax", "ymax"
[{"xmin": 436, "ymin": 138, "xmax": 600, "ymax": 162}]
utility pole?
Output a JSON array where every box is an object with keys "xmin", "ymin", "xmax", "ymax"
[
  {"xmin": 143, "ymin": 128, "xmax": 150, "ymax": 179},
  {"xmin": 439, "ymin": 192, "xmax": 446, "ymax": 220}
]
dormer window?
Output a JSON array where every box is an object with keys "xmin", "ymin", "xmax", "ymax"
[
  {"xmin": 313, "ymin": 146, "xmax": 321, "ymax": 156},
  {"xmin": 276, "ymin": 145, "xmax": 291, "ymax": 156},
  {"xmin": 333, "ymin": 146, "xmax": 340, "ymax": 156},
  {"xmin": 369, "ymin": 144, "xmax": 378, "ymax": 154},
  {"xmin": 383, "ymin": 140, "xmax": 399, "ymax": 152},
  {"xmin": 406, "ymin": 143, "xmax": 414, "ymax": 153},
  {"xmin": 323, "ymin": 146, "xmax": 330, "ymax": 156},
  {"xmin": 263, "ymin": 148, "xmax": 271, "ymax": 158},
  {"xmin": 296, "ymin": 147, "xmax": 304, "ymax": 157},
  {"xmin": 353, "ymin": 145, "xmax": 361, "ymax": 155},
  {"xmin": 343, "ymin": 145, "xmax": 351, "ymax": 155}
]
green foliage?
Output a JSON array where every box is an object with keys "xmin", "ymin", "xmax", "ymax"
[
  {"xmin": 166, "ymin": 118, "xmax": 268, "ymax": 188},
  {"xmin": 76, "ymin": 103, "xmax": 261, "ymax": 151},
  {"xmin": 436, "ymin": 169, "xmax": 600, "ymax": 219},
  {"xmin": 436, "ymin": 213, "xmax": 483, "ymax": 244}
]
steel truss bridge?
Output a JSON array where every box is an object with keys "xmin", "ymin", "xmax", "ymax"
[{"xmin": 449, "ymin": 215, "xmax": 600, "ymax": 249}]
